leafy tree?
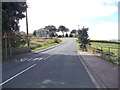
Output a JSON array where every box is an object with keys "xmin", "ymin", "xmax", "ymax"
[
  {"xmin": 70, "ymin": 29, "xmax": 77, "ymax": 37},
  {"xmin": 44, "ymin": 25, "xmax": 57, "ymax": 37},
  {"xmin": 65, "ymin": 33, "xmax": 68, "ymax": 37},
  {"xmin": 78, "ymin": 26, "xmax": 89, "ymax": 50},
  {"xmin": 2, "ymin": 2, "xmax": 27, "ymax": 49},
  {"xmin": 65, "ymin": 28, "xmax": 69, "ymax": 32},
  {"xmin": 69, "ymin": 33, "xmax": 73, "ymax": 37},
  {"xmin": 33, "ymin": 30, "xmax": 37, "ymax": 36},
  {"xmin": 2, "ymin": 2, "xmax": 27, "ymax": 34},
  {"xmin": 58, "ymin": 25, "xmax": 69, "ymax": 37},
  {"xmin": 71, "ymin": 29, "xmax": 77, "ymax": 34}
]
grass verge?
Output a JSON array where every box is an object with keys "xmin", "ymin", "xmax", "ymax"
[
  {"xmin": 76, "ymin": 40, "xmax": 119, "ymax": 65},
  {"xmin": 63, "ymin": 37, "xmax": 77, "ymax": 39},
  {"xmin": 32, "ymin": 43, "xmax": 59, "ymax": 51},
  {"xmin": 76, "ymin": 41, "xmax": 80, "ymax": 50},
  {"xmin": 31, "ymin": 37, "xmax": 65, "ymax": 51}
]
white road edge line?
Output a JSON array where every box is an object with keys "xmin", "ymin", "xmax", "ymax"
[{"xmin": 0, "ymin": 64, "xmax": 36, "ymax": 86}]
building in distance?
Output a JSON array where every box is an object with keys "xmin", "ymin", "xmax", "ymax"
[{"xmin": 36, "ymin": 28, "xmax": 49, "ymax": 37}]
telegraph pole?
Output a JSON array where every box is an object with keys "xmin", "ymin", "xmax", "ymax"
[
  {"xmin": 78, "ymin": 25, "xmax": 80, "ymax": 30},
  {"xmin": 26, "ymin": 5, "xmax": 29, "ymax": 46}
]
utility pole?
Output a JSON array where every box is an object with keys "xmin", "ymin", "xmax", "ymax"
[
  {"xmin": 26, "ymin": 5, "xmax": 29, "ymax": 46},
  {"xmin": 78, "ymin": 25, "xmax": 80, "ymax": 30}
]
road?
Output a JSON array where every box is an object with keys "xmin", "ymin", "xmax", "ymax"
[{"xmin": 2, "ymin": 38, "xmax": 96, "ymax": 88}]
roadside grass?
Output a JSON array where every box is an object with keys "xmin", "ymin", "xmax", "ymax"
[
  {"xmin": 31, "ymin": 37, "xmax": 42, "ymax": 39},
  {"xmin": 90, "ymin": 42, "xmax": 118, "ymax": 47},
  {"xmin": 63, "ymin": 37, "xmax": 77, "ymax": 40},
  {"xmin": 60, "ymin": 39, "xmax": 65, "ymax": 43},
  {"xmin": 76, "ymin": 41, "xmax": 81, "ymax": 50},
  {"xmin": 30, "ymin": 37, "xmax": 64, "ymax": 51},
  {"xmin": 32, "ymin": 43, "xmax": 59, "ymax": 51},
  {"xmin": 76, "ymin": 40, "xmax": 119, "ymax": 64},
  {"xmin": 90, "ymin": 42, "xmax": 119, "ymax": 56},
  {"xmin": 90, "ymin": 42, "xmax": 119, "ymax": 64}
]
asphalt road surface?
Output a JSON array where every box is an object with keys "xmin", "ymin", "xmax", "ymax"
[{"xmin": 2, "ymin": 38, "xmax": 96, "ymax": 88}]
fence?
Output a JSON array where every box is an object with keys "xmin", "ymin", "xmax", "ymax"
[
  {"xmin": 2, "ymin": 33, "xmax": 30, "ymax": 59},
  {"xmin": 87, "ymin": 45, "xmax": 120, "ymax": 64},
  {"xmin": 2, "ymin": 47, "xmax": 31, "ymax": 59}
]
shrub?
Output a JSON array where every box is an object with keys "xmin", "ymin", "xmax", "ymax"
[{"xmin": 54, "ymin": 38, "xmax": 61, "ymax": 43}]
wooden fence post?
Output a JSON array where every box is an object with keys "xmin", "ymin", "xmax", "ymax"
[
  {"xmin": 108, "ymin": 47, "xmax": 110, "ymax": 60},
  {"xmin": 101, "ymin": 47, "xmax": 103, "ymax": 57}
]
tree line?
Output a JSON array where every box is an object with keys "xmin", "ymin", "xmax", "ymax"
[{"xmin": 33, "ymin": 25, "xmax": 69, "ymax": 37}]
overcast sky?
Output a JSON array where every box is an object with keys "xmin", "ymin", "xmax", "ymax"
[{"xmin": 19, "ymin": 0, "xmax": 119, "ymax": 40}]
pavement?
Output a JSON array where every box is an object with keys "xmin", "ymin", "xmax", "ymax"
[{"xmin": 77, "ymin": 50, "xmax": 118, "ymax": 88}]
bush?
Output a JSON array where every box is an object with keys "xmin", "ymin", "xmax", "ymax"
[{"xmin": 54, "ymin": 38, "xmax": 61, "ymax": 43}]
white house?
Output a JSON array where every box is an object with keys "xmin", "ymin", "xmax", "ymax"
[{"xmin": 36, "ymin": 28, "xmax": 49, "ymax": 37}]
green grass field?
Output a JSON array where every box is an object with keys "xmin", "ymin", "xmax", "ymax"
[
  {"xmin": 90, "ymin": 42, "xmax": 119, "ymax": 47},
  {"xmin": 90, "ymin": 42, "xmax": 119, "ymax": 55},
  {"xmin": 90, "ymin": 42, "xmax": 120, "ymax": 64}
]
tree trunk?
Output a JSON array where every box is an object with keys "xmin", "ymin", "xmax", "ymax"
[{"xmin": 62, "ymin": 31, "xmax": 64, "ymax": 37}]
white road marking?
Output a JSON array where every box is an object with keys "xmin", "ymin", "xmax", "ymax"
[
  {"xmin": 38, "ymin": 58, "xmax": 43, "ymax": 61},
  {"xmin": 27, "ymin": 58, "xmax": 33, "ymax": 61},
  {"xmin": 0, "ymin": 64, "xmax": 36, "ymax": 86},
  {"xmin": 1, "ymin": 55, "xmax": 53, "ymax": 86},
  {"xmin": 20, "ymin": 58, "xmax": 28, "ymax": 62},
  {"xmin": 33, "ymin": 58, "xmax": 40, "ymax": 61},
  {"xmin": 15, "ymin": 57, "xmax": 43, "ymax": 62},
  {"xmin": 44, "ymin": 55, "xmax": 53, "ymax": 60}
]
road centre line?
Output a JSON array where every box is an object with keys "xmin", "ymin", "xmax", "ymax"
[{"xmin": 0, "ymin": 64, "xmax": 36, "ymax": 86}]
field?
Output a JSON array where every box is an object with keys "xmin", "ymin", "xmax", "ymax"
[
  {"xmin": 30, "ymin": 37, "xmax": 63, "ymax": 51},
  {"xmin": 90, "ymin": 42, "xmax": 120, "ymax": 64},
  {"xmin": 90, "ymin": 42, "xmax": 119, "ymax": 55}
]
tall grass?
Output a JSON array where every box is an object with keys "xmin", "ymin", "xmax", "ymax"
[{"xmin": 30, "ymin": 37, "xmax": 62, "ymax": 51}]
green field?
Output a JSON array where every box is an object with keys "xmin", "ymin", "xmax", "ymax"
[
  {"xmin": 90, "ymin": 42, "xmax": 120, "ymax": 64},
  {"xmin": 90, "ymin": 42, "xmax": 119, "ymax": 55},
  {"xmin": 90, "ymin": 42, "xmax": 119, "ymax": 47}
]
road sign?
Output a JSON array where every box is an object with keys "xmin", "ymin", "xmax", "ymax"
[{"xmin": 2, "ymin": 32, "xmax": 8, "ymax": 38}]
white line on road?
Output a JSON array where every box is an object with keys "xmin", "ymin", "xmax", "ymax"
[
  {"xmin": 44, "ymin": 55, "xmax": 53, "ymax": 60},
  {"xmin": 0, "ymin": 64, "xmax": 36, "ymax": 86},
  {"xmin": 1, "ymin": 54, "xmax": 54, "ymax": 86}
]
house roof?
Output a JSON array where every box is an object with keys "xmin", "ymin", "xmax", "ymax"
[{"xmin": 36, "ymin": 28, "xmax": 49, "ymax": 32}]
